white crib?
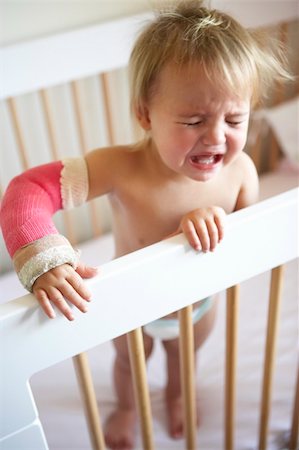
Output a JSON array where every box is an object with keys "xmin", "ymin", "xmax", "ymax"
[{"xmin": 0, "ymin": 8, "xmax": 298, "ymax": 450}]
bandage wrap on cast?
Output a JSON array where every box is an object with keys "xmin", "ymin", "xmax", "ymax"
[{"xmin": 0, "ymin": 158, "xmax": 89, "ymax": 291}]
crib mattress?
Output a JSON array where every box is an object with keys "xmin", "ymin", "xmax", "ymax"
[{"xmin": 0, "ymin": 172, "xmax": 298, "ymax": 450}]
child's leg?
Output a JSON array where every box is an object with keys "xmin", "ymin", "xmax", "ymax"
[
  {"xmin": 104, "ymin": 332, "xmax": 154, "ymax": 450},
  {"xmin": 162, "ymin": 298, "xmax": 218, "ymax": 439}
]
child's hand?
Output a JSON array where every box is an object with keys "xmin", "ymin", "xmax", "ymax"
[
  {"xmin": 179, "ymin": 206, "xmax": 226, "ymax": 252},
  {"xmin": 32, "ymin": 262, "xmax": 98, "ymax": 321}
]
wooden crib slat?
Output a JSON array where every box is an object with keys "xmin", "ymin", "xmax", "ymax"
[
  {"xmin": 178, "ymin": 304, "xmax": 197, "ymax": 450},
  {"xmin": 39, "ymin": 89, "xmax": 78, "ymax": 245},
  {"xmin": 127, "ymin": 327, "xmax": 155, "ymax": 450},
  {"xmin": 289, "ymin": 364, "xmax": 299, "ymax": 450},
  {"xmin": 225, "ymin": 284, "xmax": 240, "ymax": 450},
  {"xmin": 100, "ymin": 73, "xmax": 116, "ymax": 146},
  {"xmin": 39, "ymin": 89, "xmax": 60, "ymax": 161},
  {"xmin": 73, "ymin": 352, "xmax": 106, "ymax": 450},
  {"xmin": 70, "ymin": 80, "xmax": 102, "ymax": 237},
  {"xmin": 7, "ymin": 97, "xmax": 30, "ymax": 170},
  {"xmin": 71, "ymin": 81, "xmax": 89, "ymax": 155},
  {"xmin": 258, "ymin": 265, "xmax": 284, "ymax": 450}
]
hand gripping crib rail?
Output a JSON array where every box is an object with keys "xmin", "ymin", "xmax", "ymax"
[{"xmin": 0, "ymin": 188, "xmax": 298, "ymax": 450}]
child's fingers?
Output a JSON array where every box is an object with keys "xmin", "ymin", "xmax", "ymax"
[
  {"xmin": 214, "ymin": 209, "xmax": 226, "ymax": 241},
  {"xmin": 32, "ymin": 264, "xmax": 93, "ymax": 320},
  {"xmin": 205, "ymin": 219, "xmax": 220, "ymax": 251},
  {"xmin": 180, "ymin": 207, "xmax": 226, "ymax": 253},
  {"xmin": 35, "ymin": 286, "xmax": 75, "ymax": 321},
  {"xmin": 66, "ymin": 270, "xmax": 93, "ymax": 301},
  {"xmin": 34, "ymin": 288, "xmax": 57, "ymax": 319},
  {"xmin": 180, "ymin": 219, "xmax": 202, "ymax": 251},
  {"xmin": 35, "ymin": 280, "xmax": 89, "ymax": 320},
  {"xmin": 60, "ymin": 281, "xmax": 90, "ymax": 314},
  {"xmin": 193, "ymin": 220, "xmax": 210, "ymax": 252},
  {"xmin": 46, "ymin": 286, "xmax": 75, "ymax": 321},
  {"xmin": 76, "ymin": 262, "xmax": 99, "ymax": 279}
]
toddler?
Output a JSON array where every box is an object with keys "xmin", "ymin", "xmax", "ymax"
[{"xmin": 0, "ymin": 1, "xmax": 291, "ymax": 449}]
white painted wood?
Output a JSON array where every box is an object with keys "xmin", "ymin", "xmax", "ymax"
[
  {"xmin": 0, "ymin": 13, "xmax": 152, "ymax": 99},
  {"xmin": 0, "ymin": 188, "xmax": 298, "ymax": 449},
  {"xmin": 0, "ymin": 421, "xmax": 48, "ymax": 450}
]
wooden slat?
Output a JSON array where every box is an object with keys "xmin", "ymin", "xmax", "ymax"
[
  {"xmin": 7, "ymin": 97, "xmax": 30, "ymax": 170},
  {"xmin": 70, "ymin": 80, "xmax": 102, "ymax": 237},
  {"xmin": 127, "ymin": 327, "xmax": 154, "ymax": 450},
  {"xmin": 178, "ymin": 305, "xmax": 197, "ymax": 450},
  {"xmin": 73, "ymin": 353, "xmax": 106, "ymax": 450},
  {"xmin": 71, "ymin": 81, "xmax": 89, "ymax": 155},
  {"xmin": 39, "ymin": 89, "xmax": 77, "ymax": 245},
  {"xmin": 258, "ymin": 265, "xmax": 284, "ymax": 450},
  {"xmin": 225, "ymin": 285, "xmax": 240, "ymax": 450},
  {"xmin": 289, "ymin": 364, "xmax": 299, "ymax": 450},
  {"xmin": 39, "ymin": 89, "xmax": 60, "ymax": 161},
  {"xmin": 100, "ymin": 73, "xmax": 117, "ymax": 146}
]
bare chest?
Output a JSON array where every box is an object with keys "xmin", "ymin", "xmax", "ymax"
[{"xmin": 109, "ymin": 174, "xmax": 240, "ymax": 254}]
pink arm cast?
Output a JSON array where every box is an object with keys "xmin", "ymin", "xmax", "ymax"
[
  {"xmin": 0, "ymin": 158, "xmax": 88, "ymax": 291},
  {"xmin": 0, "ymin": 161, "xmax": 63, "ymax": 258}
]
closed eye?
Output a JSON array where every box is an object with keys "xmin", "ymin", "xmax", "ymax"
[
  {"xmin": 181, "ymin": 121, "xmax": 203, "ymax": 127},
  {"xmin": 226, "ymin": 120, "xmax": 243, "ymax": 126},
  {"xmin": 226, "ymin": 114, "xmax": 249, "ymax": 126}
]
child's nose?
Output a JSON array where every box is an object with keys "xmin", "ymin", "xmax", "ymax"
[{"xmin": 201, "ymin": 124, "xmax": 226, "ymax": 146}]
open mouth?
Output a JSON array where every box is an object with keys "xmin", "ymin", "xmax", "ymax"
[{"xmin": 190, "ymin": 154, "xmax": 223, "ymax": 168}]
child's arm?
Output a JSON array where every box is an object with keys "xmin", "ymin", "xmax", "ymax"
[
  {"xmin": 0, "ymin": 157, "xmax": 97, "ymax": 320},
  {"xmin": 234, "ymin": 153, "xmax": 259, "ymax": 211},
  {"xmin": 176, "ymin": 155, "xmax": 259, "ymax": 253}
]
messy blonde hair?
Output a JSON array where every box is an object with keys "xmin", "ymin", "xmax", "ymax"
[{"xmin": 129, "ymin": 0, "xmax": 291, "ymax": 114}]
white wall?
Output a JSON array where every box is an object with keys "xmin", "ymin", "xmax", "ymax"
[
  {"xmin": 212, "ymin": 1, "xmax": 299, "ymax": 27},
  {"xmin": 0, "ymin": 0, "xmax": 151, "ymax": 46},
  {"xmin": 1, "ymin": 0, "xmax": 299, "ymax": 47}
]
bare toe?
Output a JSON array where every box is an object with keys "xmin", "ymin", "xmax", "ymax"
[
  {"xmin": 104, "ymin": 409, "xmax": 137, "ymax": 450},
  {"xmin": 166, "ymin": 396, "xmax": 200, "ymax": 439},
  {"xmin": 166, "ymin": 396, "xmax": 184, "ymax": 439}
]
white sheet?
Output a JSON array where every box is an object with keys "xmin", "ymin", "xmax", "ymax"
[{"xmin": 0, "ymin": 173, "xmax": 298, "ymax": 450}]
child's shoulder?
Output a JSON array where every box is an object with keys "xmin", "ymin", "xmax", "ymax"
[
  {"xmin": 232, "ymin": 152, "xmax": 259, "ymax": 209},
  {"xmin": 85, "ymin": 143, "xmax": 146, "ymax": 198},
  {"xmin": 232, "ymin": 151, "xmax": 258, "ymax": 179},
  {"xmin": 86, "ymin": 142, "xmax": 144, "ymax": 166}
]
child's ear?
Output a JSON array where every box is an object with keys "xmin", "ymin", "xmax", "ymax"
[{"xmin": 135, "ymin": 102, "xmax": 151, "ymax": 131}]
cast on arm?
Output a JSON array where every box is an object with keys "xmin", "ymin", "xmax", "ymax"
[{"xmin": 0, "ymin": 157, "xmax": 89, "ymax": 292}]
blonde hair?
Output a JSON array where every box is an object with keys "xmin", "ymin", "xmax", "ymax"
[{"xmin": 129, "ymin": 0, "xmax": 291, "ymax": 113}]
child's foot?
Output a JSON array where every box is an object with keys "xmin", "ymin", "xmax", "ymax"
[
  {"xmin": 104, "ymin": 409, "xmax": 137, "ymax": 450},
  {"xmin": 166, "ymin": 395, "xmax": 200, "ymax": 439},
  {"xmin": 166, "ymin": 395, "xmax": 184, "ymax": 439}
]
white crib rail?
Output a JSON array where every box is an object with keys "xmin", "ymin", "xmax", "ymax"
[
  {"xmin": 0, "ymin": 13, "xmax": 152, "ymax": 100},
  {"xmin": 0, "ymin": 188, "xmax": 298, "ymax": 449}
]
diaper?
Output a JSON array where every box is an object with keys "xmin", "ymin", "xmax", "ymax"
[{"xmin": 143, "ymin": 297, "xmax": 213, "ymax": 341}]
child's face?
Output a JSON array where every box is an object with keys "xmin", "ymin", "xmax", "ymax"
[{"xmin": 140, "ymin": 62, "xmax": 251, "ymax": 182}]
